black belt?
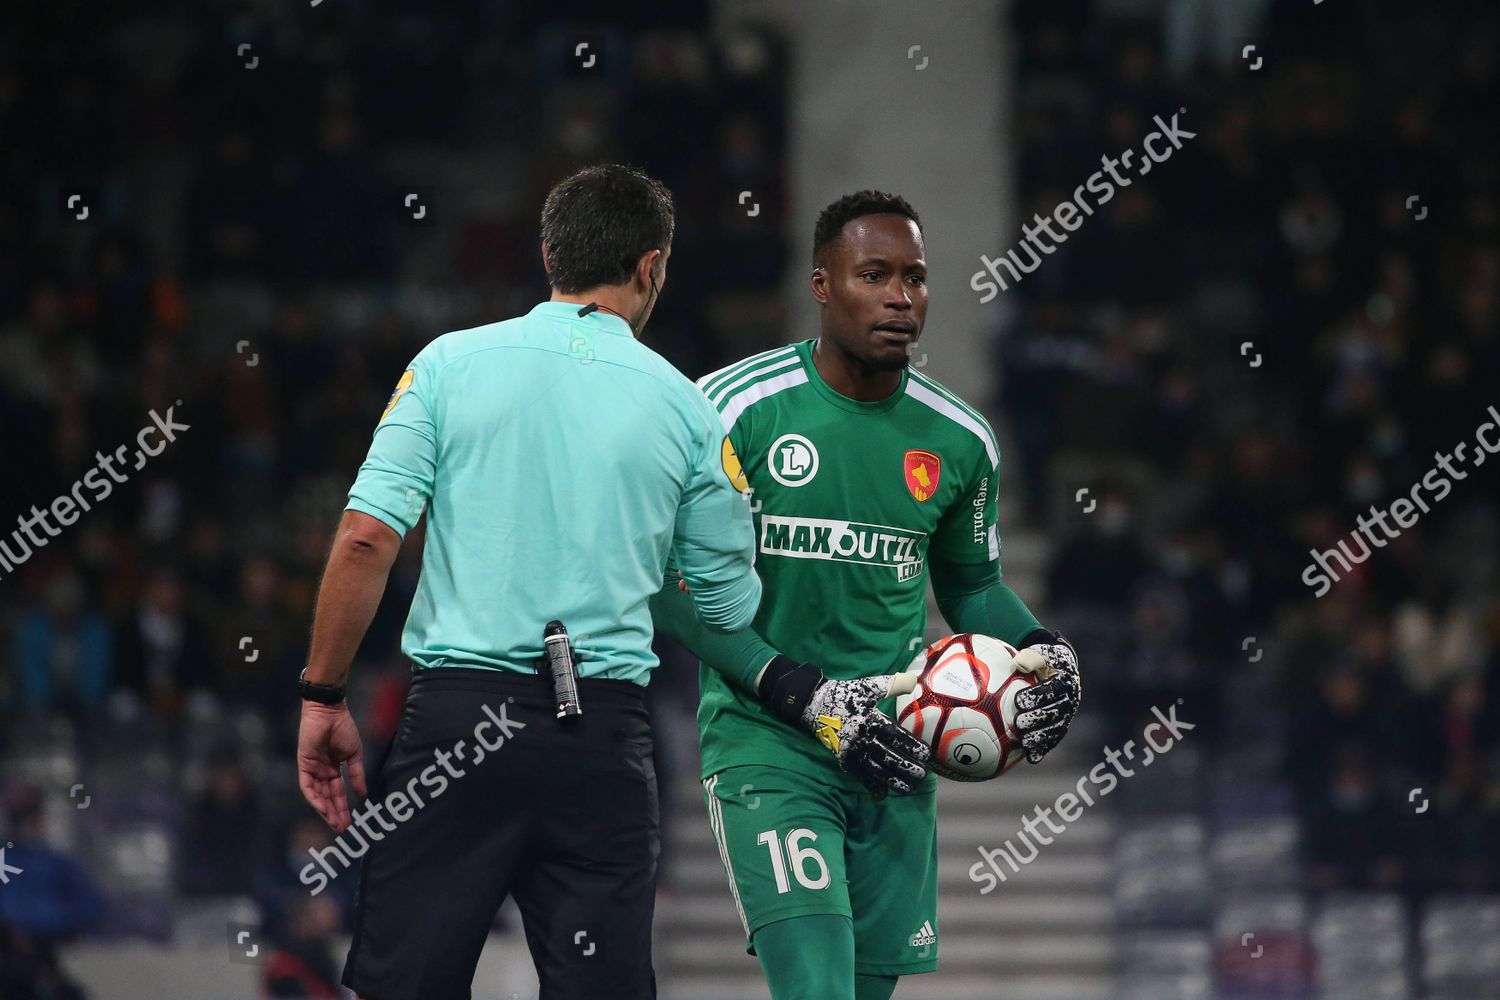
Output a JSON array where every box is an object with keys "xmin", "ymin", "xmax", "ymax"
[{"xmin": 409, "ymin": 667, "xmax": 647, "ymax": 707}]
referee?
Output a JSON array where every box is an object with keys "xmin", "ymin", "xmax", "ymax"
[{"xmin": 295, "ymin": 164, "xmax": 761, "ymax": 1000}]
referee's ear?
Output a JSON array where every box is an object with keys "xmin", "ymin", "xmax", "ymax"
[{"xmin": 635, "ymin": 247, "xmax": 666, "ymax": 292}]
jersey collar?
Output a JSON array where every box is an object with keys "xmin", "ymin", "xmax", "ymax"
[
  {"xmin": 797, "ymin": 339, "xmax": 908, "ymax": 414},
  {"xmin": 530, "ymin": 300, "xmax": 635, "ymax": 338}
]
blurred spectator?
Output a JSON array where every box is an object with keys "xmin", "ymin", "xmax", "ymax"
[
  {"xmin": 177, "ymin": 753, "xmax": 264, "ymax": 897},
  {"xmin": 1288, "ymin": 659, "xmax": 1405, "ymax": 797},
  {"xmin": 254, "ymin": 817, "xmax": 356, "ymax": 932},
  {"xmin": 260, "ymin": 896, "xmax": 344, "ymax": 1000},
  {"xmin": 112, "ymin": 567, "xmax": 213, "ymax": 724},
  {"xmin": 182, "ymin": 127, "xmax": 275, "ymax": 282},
  {"xmin": 279, "ymin": 109, "xmax": 391, "ymax": 285},
  {"xmin": 217, "ymin": 556, "xmax": 305, "ymax": 718},
  {"xmin": 1392, "ymin": 579, "xmax": 1485, "ymax": 696},
  {"xmin": 0, "ymin": 928, "xmax": 88, "ymax": 1000},
  {"xmin": 1301, "ymin": 743, "xmax": 1407, "ymax": 891},
  {"xmin": 16, "ymin": 573, "xmax": 111, "ymax": 718},
  {"xmin": 1045, "ymin": 491, "xmax": 1150, "ymax": 608},
  {"xmin": 0, "ymin": 784, "xmax": 103, "ymax": 1000}
]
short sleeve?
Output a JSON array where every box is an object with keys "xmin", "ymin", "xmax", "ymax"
[{"xmin": 346, "ymin": 352, "xmax": 439, "ymax": 538}]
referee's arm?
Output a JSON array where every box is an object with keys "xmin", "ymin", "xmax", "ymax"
[
  {"xmin": 671, "ymin": 412, "xmax": 762, "ymax": 634},
  {"xmin": 304, "ymin": 512, "xmax": 403, "ymax": 690},
  {"xmin": 299, "ymin": 358, "xmax": 437, "ymax": 832},
  {"xmin": 297, "ymin": 510, "xmax": 399, "ymax": 830}
]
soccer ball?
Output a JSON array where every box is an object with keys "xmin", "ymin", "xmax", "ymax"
[{"xmin": 895, "ymin": 633, "xmax": 1047, "ymax": 781}]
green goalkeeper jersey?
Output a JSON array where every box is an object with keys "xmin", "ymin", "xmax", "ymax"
[{"xmin": 695, "ymin": 339, "xmax": 1003, "ymax": 779}]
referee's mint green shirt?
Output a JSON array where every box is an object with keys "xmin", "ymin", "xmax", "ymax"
[{"xmin": 346, "ymin": 301, "xmax": 761, "ymax": 684}]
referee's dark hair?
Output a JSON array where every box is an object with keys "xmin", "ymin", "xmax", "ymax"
[
  {"xmin": 540, "ymin": 164, "xmax": 675, "ymax": 293},
  {"xmin": 812, "ymin": 190, "xmax": 922, "ymax": 266}
]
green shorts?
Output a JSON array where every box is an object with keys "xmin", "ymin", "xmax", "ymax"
[{"xmin": 701, "ymin": 763, "xmax": 939, "ymax": 977}]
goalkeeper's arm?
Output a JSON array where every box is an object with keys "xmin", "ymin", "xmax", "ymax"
[
  {"xmin": 930, "ymin": 557, "xmax": 1043, "ymax": 647},
  {"xmin": 648, "ymin": 570, "xmax": 779, "ymax": 693},
  {"xmin": 648, "ymin": 572, "xmax": 930, "ymax": 796}
]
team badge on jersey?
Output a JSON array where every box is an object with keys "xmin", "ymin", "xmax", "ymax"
[
  {"xmin": 721, "ymin": 436, "xmax": 749, "ymax": 492},
  {"xmin": 380, "ymin": 370, "xmax": 415, "ymax": 422},
  {"xmin": 904, "ymin": 450, "xmax": 941, "ymax": 502},
  {"xmin": 767, "ymin": 433, "xmax": 819, "ymax": 487}
]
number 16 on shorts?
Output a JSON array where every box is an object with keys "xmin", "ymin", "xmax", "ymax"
[
  {"xmin": 705, "ymin": 766, "xmax": 940, "ymax": 969},
  {"xmin": 703, "ymin": 771, "xmax": 855, "ymax": 939},
  {"xmin": 757, "ymin": 828, "xmax": 830, "ymax": 894}
]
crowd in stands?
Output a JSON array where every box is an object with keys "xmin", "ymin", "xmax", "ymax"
[{"xmin": 1011, "ymin": 0, "xmax": 1499, "ymax": 900}]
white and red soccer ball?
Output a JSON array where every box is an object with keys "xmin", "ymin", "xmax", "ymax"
[{"xmin": 895, "ymin": 633, "xmax": 1048, "ymax": 781}]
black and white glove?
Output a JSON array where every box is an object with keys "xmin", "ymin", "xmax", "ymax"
[
  {"xmin": 1011, "ymin": 630, "xmax": 1081, "ymax": 764},
  {"xmin": 758, "ymin": 656, "xmax": 931, "ymax": 797}
]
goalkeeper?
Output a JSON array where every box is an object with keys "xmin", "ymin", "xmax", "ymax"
[{"xmin": 652, "ymin": 191, "xmax": 1081, "ymax": 1000}]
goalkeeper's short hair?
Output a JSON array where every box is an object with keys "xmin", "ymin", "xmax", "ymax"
[{"xmin": 812, "ymin": 190, "xmax": 922, "ymax": 265}]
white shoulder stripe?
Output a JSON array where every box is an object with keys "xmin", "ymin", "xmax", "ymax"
[
  {"xmin": 707, "ymin": 354, "xmax": 803, "ymax": 407},
  {"xmin": 697, "ymin": 346, "xmax": 796, "ymax": 398},
  {"xmin": 904, "ymin": 379, "xmax": 999, "ymax": 468},
  {"xmin": 719, "ymin": 368, "xmax": 809, "ymax": 433},
  {"xmin": 698, "ymin": 345, "xmax": 793, "ymax": 393},
  {"xmin": 909, "ymin": 369, "xmax": 988, "ymax": 426}
]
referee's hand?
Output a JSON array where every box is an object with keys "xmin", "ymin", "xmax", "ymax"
[{"xmin": 297, "ymin": 702, "xmax": 368, "ymax": 832}]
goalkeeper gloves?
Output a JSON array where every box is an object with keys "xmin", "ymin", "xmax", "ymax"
[
  {"xmin": 758, "ymin": 656, "xmax": 931, "ymax": 797},
  {"xmin": 1011, "ymin": 629, "xmax": 1081, "ymax": 764}
]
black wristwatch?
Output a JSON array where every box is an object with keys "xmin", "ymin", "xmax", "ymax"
[{"xmin": 299, "ymin": 668, "xmax": 347, "ymax": 706}]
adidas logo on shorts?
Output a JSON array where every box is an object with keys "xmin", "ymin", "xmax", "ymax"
[{"xmin": 909, "ymin": 920, "xmax": 937, "ymax": 948}]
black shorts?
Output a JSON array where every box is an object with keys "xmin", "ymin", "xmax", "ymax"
[{"xmin": 341, "ymin": 668, "xmax": 659, "ymax": 1000}]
